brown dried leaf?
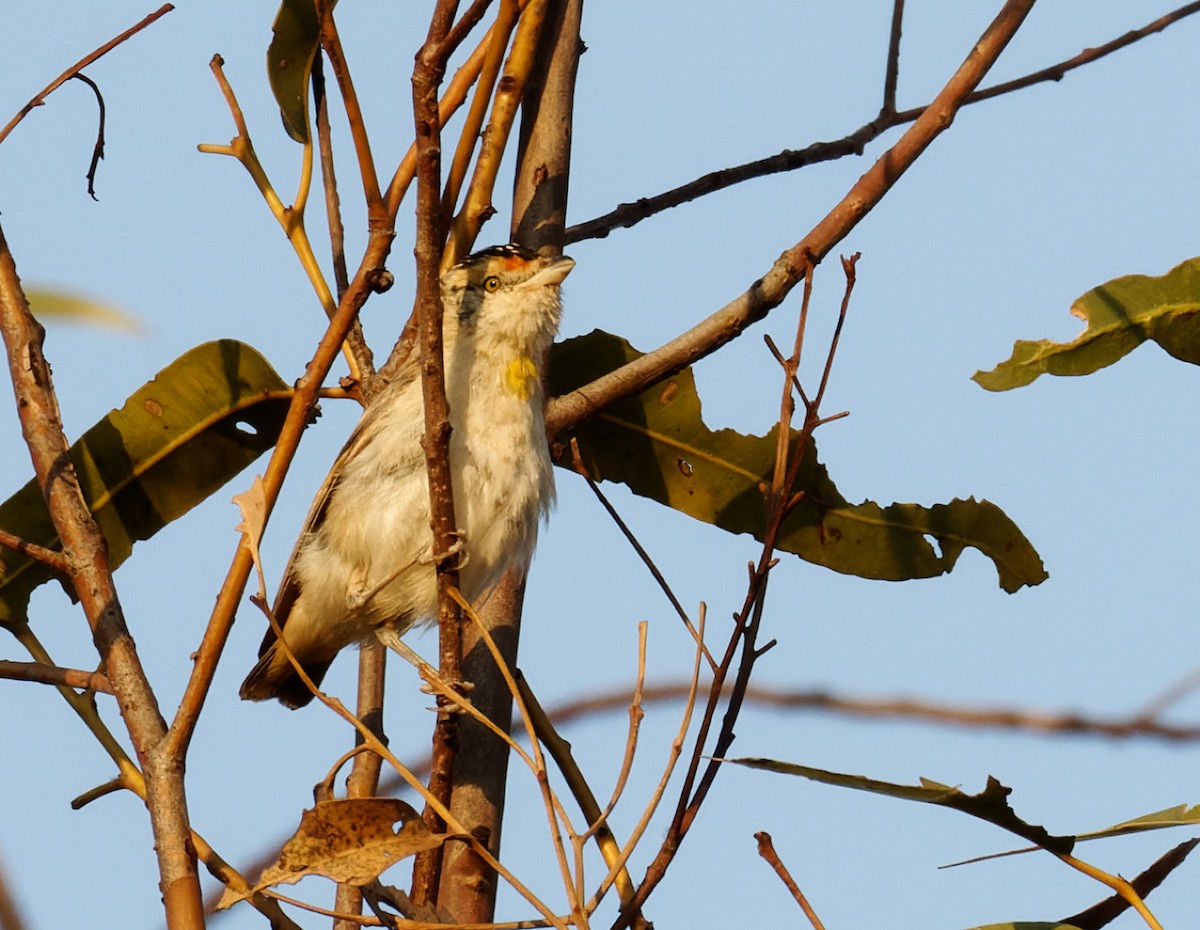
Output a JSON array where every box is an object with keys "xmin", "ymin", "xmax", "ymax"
[
  {"xmin": 232, "ymin": 475, "xmax": 269, "ymax": 598},
  {"xmin": 218, "ymin": 799, "xmax": 447, "ymax": 910}
]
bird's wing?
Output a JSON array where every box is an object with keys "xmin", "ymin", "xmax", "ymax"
[{"xmin": 258, "ymin": 370, "xmax": 416, "ymax": 655}]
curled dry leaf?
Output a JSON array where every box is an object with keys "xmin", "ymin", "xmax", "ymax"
[
  {"xmin": 217, "ymin": 798, "xmax": 448, "ymax": 910},
  {"xmin": 232, "ymin": 475, "xmax": 269, "ymax": 598}
]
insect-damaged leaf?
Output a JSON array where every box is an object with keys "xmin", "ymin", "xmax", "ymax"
[
  {"xmin": 548, "ymin": 330, "xmax": 1046, "ymax": 592},
  {"xmin": 974, "ymin": 256, "xmax": 1200, "ymax": 391},
  {"xmin": 726, "ymin": 757, "xmax": 1074, "ymax": 855},
  {"xmin": 0, "ymin": 340, "xmax": 290, "ymax": 625},
  {"xmin": 218, "ymin": 798, "xmax": 447, "ymax": 909},
  {"xmin": 953, "ymin": 803, "xmax": 1200, "ymax": 866}
]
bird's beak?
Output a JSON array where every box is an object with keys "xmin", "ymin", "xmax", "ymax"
[{"xmin": 530, "ymin": 254, "xmax": 575, "ymax": 287}]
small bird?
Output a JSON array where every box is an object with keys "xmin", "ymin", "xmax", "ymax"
[{"xmin": 240, "ymin": 244, "xmax": 574, "ymax": 708}]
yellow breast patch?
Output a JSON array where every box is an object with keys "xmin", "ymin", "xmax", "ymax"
[{"xmin": 505, "ymin": 356, "xmax": 538, "ymax": 401}]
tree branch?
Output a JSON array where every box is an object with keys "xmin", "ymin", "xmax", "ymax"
[
  {"xmin": 564, "ymin": 2, "xmax": 1200, "ymax": 245},
  {"xmin": 0, "ymin": 3, "xmax": 174, "ymax": 148},
  {"xmin": 547, "ymin": 0, "xmax": 1048, "ymax": 443},
  {"xmin": 0, "ymin": 659, "xmax": 112, "ymax": 694},
  {"xmin": 409, "ymin": 0, "xmax": 465, "ymax": 907},
  {"xmin": 0, "ymin": 527, "xmax": 72, "ymax": 574},
  {"xmin": 0, "ymin": 223, "xmax": 204, "ymax": 929},
  {"xmin": 606, "ymin": 4, "xmax": 1040, "ymax": 925}
]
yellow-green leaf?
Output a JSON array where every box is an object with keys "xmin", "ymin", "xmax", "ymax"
[
  {"xmin": 0, "ymin": 340, "xmax": 290, "ymax": 626},
  {"xmin": 974, "ymin": 256, "xmax": 1200, "ymax": 391},
  {"xmin": 548, "ymin": 331, "xmax": 1046, "ymax": 592},
  {"xmin": 726, "ymin": 757, "xmax": 1074, "ymax": 855},
  {"xmin": 954, "ymin": 803, "xmax": 1200, "ymax": 866},
  {"xmin": 26, "ymin": 288, "xmax": 141, "ymax": 331},
  {"xmin": 267, "ymin": 0, "xmax": 334, "ymax": 143}
]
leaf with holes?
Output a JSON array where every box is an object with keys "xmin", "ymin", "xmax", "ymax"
[
  {"xmin": 0, "ymin": 340, "xmax": 290, "ymax": 625},
  {"xmin": 548, "ymin": 330, "xmax": 1046, "ymax": 592},
  {"xmin": 218, "ymin": 799, "xmax": 446, "ymax": 909},
  {"xmin": 974, "ymin": 256, "xmax": 1200, "ymax": 391}
]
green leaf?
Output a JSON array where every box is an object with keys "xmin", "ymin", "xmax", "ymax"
[
  {"xmin": 26, "ymin": 288, "xmax": 141, "ymax": 332},
  {"xmin": 0, "ymin": 340, "xmax": 291, "ymax": 626},
  {"xmin": 266, "ymin": 0, "xmax": 334, "ymax": 143},
  {"xmin": 548, "ymin": 331, "xmax": 1047, "ymax": 592},
  {"xmin": 974, "ymin": 256, "xmax": 1200, "ymax": 391},
  {"xmin": 954, "ymin": 803, "xmax": 1200, "ymax": 866},
  {"xmin": 725, "ymin": 757, "xmax": 1074, "ymax": 855},
  {"xmin": 1086, "ymin": 803, "xmax": 1200, "ymax": 842}
]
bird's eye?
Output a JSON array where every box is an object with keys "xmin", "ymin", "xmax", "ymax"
[{"xmin": 483, "ymin": 275, "xmax": 501, "ymax": 293}]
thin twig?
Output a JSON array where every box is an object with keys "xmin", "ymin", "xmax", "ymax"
[
  {"xmin": 881, "ymin": 0, "xmax": 905, "ymax": 117},
  {"xmin": 165, "ymin": 168, "xmax": 395, "ymax": 763},
  {"xmin": 1056, "ymin": 851, "xmax": 1163, "ymax": 930},
  {"xmin": 548, "ymin": 0, "xmax": 1050, "ymax": 448},
  {"xmin": 1134, "ymin": 663, "xmax": 1200, "ymax": 722},
  {"xmin": 15, "ymin": 605, "xmax": 297, "ymax": 928},
  {"xmin": 517, "ymin": 666, "xmax": 641, "ymax": 913},
  {"xmin": 754, "ymin": 832, "xmax": 827, "ymax": 930},
  {"xmin": 568, "ymin": 438, "xmax": 714, "ymax": 670},
  {"xmin": 565, "ymin": 2, "xmax": 1200, "ymax": 244},
  {"xmin": 0, "ymin": 659, "xmax": 112, "ymax": 694},
  {"xmin": 381, "ymin": 0, "xmax": 534, "ymax": 226},
  {"xmin": 317, "ymin": 0, "xmax": 384, "ymax": 218},
  {"xmin": 312, "ymin": 50, "xmax": 375, "ymax": 383},
  {"xmin": 809, "ymin": 253, "xmax": 858, "ymax": 414},
  {"xmin": 609, "ymin": 10, "xmax": 1040, "ymax": 926},
  {"xmin": 445, "ymin": 0, "xmax": 552, "ymax": 265},
  {"xmin": 532, "ymin": 681, "xmax": 1200, "ymax": 742},
  {"xmin": 67, "ymin": 73, "xmax": 105, "ymax": 199},
  {"xmin": 440, "ymin": 0, "xmax": 520, "ymax": 249},
  {"xmin": 594, "ymin": 607, "xmax": 705, "ymax": 922},
  {"xmin": 444, "ymin": 0, "xmax": 498, "ymax": 53},
  {"xmin": 0, "ymin": 527, "xmax": 72, "ymax": 573},
  {"xmin": 1062, "ymin": 838, "xmax": 1200, "ymax": 930},
  {"xmin": 0, "ymin": 3, "xmax": 174, "ymax": 147},
  {"xmin": 445, "ymin": 595, "xmax": 584, "ymax": 922}
]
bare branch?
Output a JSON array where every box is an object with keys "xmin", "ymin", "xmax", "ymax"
[
  {"xmin": 565, "ymin": 2, "xmax": 1200, "ymax": 245},
  {"xmin": 165, "ymin": 172, "xmax": 396, "ymax": 763},
  {"xmin": 754, "ymin": 833, "xmax": 828, "ymax": 930},
  {"xmin": 0, "ymin": 659, "xmax": 112, "ymax": 694},
  {"xmin": 0, "ymin": 4, "xmax": 174, "ymax": 148},
  {"xmin": 544, "ymin": 681, "xmax": 1200, "ymax": 743},
  {"xmin": 312, "ymin": 51, "xmax": 375, "ymax": 383},
  {"xmin": 317, "ymin": 0, "xmax": 384, "ymax": 219},
  {"xmin": 1062, "ymin": 838, "xmax": 1200, "ymax": 930},
  {"xmin": 409, "ymin": 0, "xmax": 466, "ymax": 905},
  {"xmin": 0, "ymin": 527, "xmax": 72, "ymax": 574},
  {"xmin": 881, "ymin": 0, "xmax": 905, "ymax": 117},
  {"xmin": 0, "ymin": 223, "xmax": 204, "ymax": 928},
  {"xmin": 548, "ymin": 0, "xmax": 1041, "ymax": 444}
]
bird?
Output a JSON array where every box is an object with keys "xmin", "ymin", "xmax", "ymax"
[{"xmin": 239, "ymin": 244, "xmax": 575, "ymax": 708}]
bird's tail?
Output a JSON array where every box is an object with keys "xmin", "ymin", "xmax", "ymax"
[{"xmin": 238, "ymin": 641, "xmax": 332, "ymax": 709}]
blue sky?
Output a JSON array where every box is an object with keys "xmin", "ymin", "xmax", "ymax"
[{"xmin": 2, "ymin": 3, "xmax": 1199, "ymax": 928}]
